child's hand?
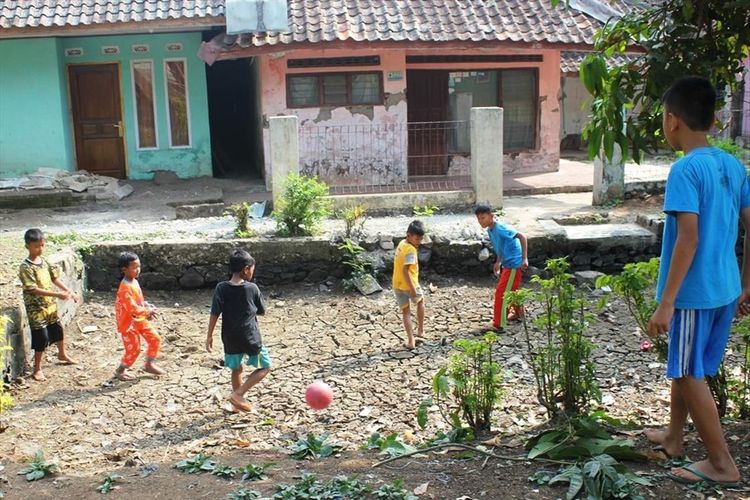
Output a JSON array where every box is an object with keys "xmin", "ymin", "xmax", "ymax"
[
  {"xmin": 147, "ymin": 307, "xmax": 157, "ymax": 320},
  {"xmin": 520, "ymin": 259, "xmax": 529, "ymax": 271},
  {"xmin": 493, "ymin": 261, "xmax": 501, "ymax": 276},
  {"xmin": 205, "ymin": 336, "xmax": 213, "ymax": 352},
  {"xmin": 73, "ymin": 293, "xmax": 83, "ymax": 304},
  {"xmin": 737, "ymin": 289, "xmax": 750, "ymax": 316},
  {"xmin": 58, "ymin": 291, "xmax": 71, "ymax": 301},
  {"xmin": 648, "ymin": 302, "xmax": 674, "ymax": 337}
]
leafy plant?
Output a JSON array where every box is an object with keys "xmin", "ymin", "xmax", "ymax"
[
  {"xmin": 175, "ymin": 454, "xmax": 216, "ymax": 474},
  {"xmin": 229, "ymin": 489, "xmax": 262, "ymax": 500},
  {"xmin": 508, "ymin": 257, "xmax": 600, "ymax": 418},
  {"xmin": 273, "ymin": 473, "xmax": 369, "ymax": 499},
  {"xmin": 412, "ymin": 205, "xmax": 439, "ymax": 217},
  {"xmin": 96, "ymin": 473, "xmax": 123, "ymax": 494},
  {"xmin": 532, "ymin": 454, "xmax": 651, "ymax": 500},
  {"xmin": 339, "ymin": 239, "xmax": 376, "ymax": 290},
  {"xmin": 0, "ymin": 316, "xmax": 13, "ymax": 413},
  {"xmin": 423, "ymin": 332, "xmax": 502, "ymax": 433},
  {"xmin": 339, "ymin": 204, "xmax": 367, "ymax": 239},
  {"xmin": 728, "ymin": 314, "xmax": 750, "ymax": 419},
  {"xmin": 225, "ymin": 202, "xmax": 257, "ymax": 238},
  {"xmin": 273, "ymin": 173, "xmax": 333, "ymax": 236},
  {"xmin": 289, "ymin": 432, "xmax": 344, "ymax": 460},
  {"xmin": 240, "ymin": 462, "xmax": 273, "ymax": 481},
  {"xmin": 17, "ymin": 451, "xmax": 57, "ymax": 481},
  {"xmin": 212, "ymin": 464, "xmax": 238, "ymax": 479},
  {"xmin": 525, "ymin": 416, "xmax": 646, "ymax": 462},
  {"xmin": 595, "ymin": 258, "xmax": 666, "ymax": 360},
  {"xmin": 373, "ymin": 479, "xmax": 418, "ymax": 500},
  {"xmin": 364, "ymin": 432, "xmax": 417, "ymax": 458}
]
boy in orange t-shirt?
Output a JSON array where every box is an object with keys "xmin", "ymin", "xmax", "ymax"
[{"xmin": 114, "ymin": 252, "xmax": 164, "ymax": 381}]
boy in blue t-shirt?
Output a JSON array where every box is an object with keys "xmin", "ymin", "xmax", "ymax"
[
  {"xmin": 646, "ymin": 77, "xmax": 748, "ymax": 487},
  {"xmin": 475, "ymin": 205, "xmax": 528, "ymax": 330}
]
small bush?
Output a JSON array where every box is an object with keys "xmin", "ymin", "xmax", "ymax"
[
  {"xmin": 339, "ymin": 204, "xmax": 367, "ymax": 239},
  {"xmin": 18, "ymin": 451, "xmax": 57, "ymax": 481},
  {"xmin": 289, "ymin": 432, "xmax": 344, "ymax": 460},
  {"xmin": 424, "ymin": 333, "xmax": 502, "ymax": 433},
  {"xmin": 508, "ymin": 257, "xmax": 600, "ymax": 418},
  {"xmin": 728, "ymin": 315, "xmax": 750, "ymax": 419},
  {"xmin": 273, "ymin": 174, "xmax": 332, "ymax": 236},
  {"xmin": 225, "ymin": 203, "xmax": 256, "ymax": 238},
  {"xmin": 412, "ymin": 205, "xmax": 439, "ymax": 217}
]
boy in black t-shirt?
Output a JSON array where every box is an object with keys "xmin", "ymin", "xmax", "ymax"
[{"xmin": 206, "ymin": 250, "xmax": 271, "ymax": 412}]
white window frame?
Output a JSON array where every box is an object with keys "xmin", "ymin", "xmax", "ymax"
[
  {"xmin": 130, "ymin": 59, "xmax": 159, "ymax": 150},
  {"xmin": 163, "ymin": 58, "xmax": 192, "ymax": 149}
]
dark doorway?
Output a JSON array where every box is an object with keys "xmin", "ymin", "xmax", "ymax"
[
  {"xmin": 206, "ymin": 57, "xmax": 264, "ymax": 178},
  {"xmin": 68, "ymin": 64, "xmax": 127, "ymax": 178},
  {"xmin": 407, "ymin": 70, "xmax": 449, "ymax": 176}
]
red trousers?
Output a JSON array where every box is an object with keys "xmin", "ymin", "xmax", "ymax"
[
  {"xmin": 120, "ymin": 323, "xmax": 161, "ymax": 367},
  {"xmin": 493, "ymin": 268, "xmax": 522, "ymax": 329}
]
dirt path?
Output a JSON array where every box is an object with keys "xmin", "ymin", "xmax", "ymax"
[{"xmin": 1, "ymin": 277, "xmax": 748, "ymax": 498}]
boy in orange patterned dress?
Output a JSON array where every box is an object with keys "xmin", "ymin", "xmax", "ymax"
[{"xmin": 114, "ymin": 252, "xmax": 164, "ymax": 381}]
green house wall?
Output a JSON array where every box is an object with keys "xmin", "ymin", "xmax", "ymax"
[{"xmin": 0, "ymin": 32, "xmax": 212, "ymax": 180}]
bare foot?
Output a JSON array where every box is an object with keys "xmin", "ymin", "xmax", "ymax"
[
  {"xmin": 115, "ymin": 370, "xmax": 136, "ymax": 381},
  {"xmin": 507, "ymin": 311, "xmax": 523, "ymax": 322},
  {"xmin": 404, "ymin": 342, "xmax": 416, "ymax": 350},
  {"xmin": 415, "ymin": 331, "xmax": 425, "ymax": 338},
  {"xmin": 644, "ymin": 428, "xmax": 684, "ymax": 458},
  {"xmin": 670, "ymin": 460, "xmax": 741, "ymax": 484},
  {"xmin": 144, "ymin": 363, "xmax": 165, "ymax": 376},
  {"xmin": 57, "ymin": 355, "xmax": 77, "ymax": 365},
  {"xmin": 32, "ymin": 370, "xmax": 46, "ymax": 382},
  {"xmin": 228, "ymin": 393, "xmax": 252, "ymax": 412}
]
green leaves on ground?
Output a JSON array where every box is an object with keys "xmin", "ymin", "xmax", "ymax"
[
  {"xmin": 373, "ymin": 479, "xmax": 418, "ymax": 500},
  {"xmin": 229, "ymin": 489, "xmax": 262, "ymax": 500},
  {"xmin": 364, "ymin": 432, "xmax": 417, "ymax": 458},
  {"xmin": 240, "ymin": 462, "xmax": 274, "ymax": 481},
  {"xmin": 211, "ymin": 464, "xmax": 239, "ymax": 479},
  {"xmin": 412, "ymin": 205, "xmax": 439, "ymax": 217},
  {"xmin": 531, "ymin": 454, "xmax": 652, "ymax": 500},
  {"xmin": 96, "ymin": 473, "xmax": 123, "ymax": 494},
  {"xmin": 525, "ymin": 416, "xmax": 645, "ymax": 462},
  {"xmin": 175, "ymin": 454, "xmax": 217, "ymax": 474},
  {"xmin": 289, "ymin": 432, "xmax": 344, "ymax": 460},
  {"xmin": 17, "ymin": 451, "xmax": 57, "ymax": 481},
  {"xmin": 273, "ymin": 473, "xmax": 369, "ymax": 499}
]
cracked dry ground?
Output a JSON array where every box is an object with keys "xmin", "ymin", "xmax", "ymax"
[{"xmin": 1, "ymin": 275, "xmax": 748, "ymax": 499}]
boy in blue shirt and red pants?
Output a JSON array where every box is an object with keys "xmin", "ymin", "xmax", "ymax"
[
  {"xmin": 475, "ymin": 205, "xmax": 528, "ymax": 330},
  {"xmin": 646, "ymin": 77, "xmax": 747, "ymax": 487}
]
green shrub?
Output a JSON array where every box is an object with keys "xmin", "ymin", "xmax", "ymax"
[
  {"xmin": 423, "ymin": 333, "xmax": 502, "ymax": 433},
  {"xmin": 339, "ymin": 204, "xmax": 367, "ymax": 239},
  {"xmin": 728, "ymin": 315, "xmax": 750, "ymax": 419},
  {"xmin": 225, "ymin": 202, "xmax": 256, "ymax": 238},
  {"xmin": 273, "ymin": 174, "xmax": 332, "ymax": 236},
  {"xmin": 508, "ymin": 257, "xmax": 600, "ymax": 418},
  {"xmin": 0, "ymin": 315, "xmax": 13, "ymax": 413}
]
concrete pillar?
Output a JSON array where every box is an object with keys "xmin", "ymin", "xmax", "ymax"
[
  {"xmin": 471, "ymin": 107, "xmax": 504, "ymax": 208},
  {"xmin": 269, "ymin": 116, "xmax": 299, "ymax": 206},
  {"xmin": 593, "ymin": 144, "xmax": 625, "ymax": 206}
]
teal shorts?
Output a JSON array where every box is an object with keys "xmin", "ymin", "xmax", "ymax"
[{"xmin": 224, "ymin": 346, "xmax": 272, "ymax": 371}]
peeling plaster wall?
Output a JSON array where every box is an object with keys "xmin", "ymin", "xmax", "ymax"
[
  {"xmin": 259, "ymin": 46, "xmax": 562, "ymax": 187},
  {"xmin": 259, "ymin": 49, "xmax": 409, "ymax": 188}
]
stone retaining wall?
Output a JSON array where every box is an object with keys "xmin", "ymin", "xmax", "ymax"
[
  {"xmin": 83, "ymin": 230, "xmax": 662, "ymax": 292},
  {"xmin": 2, "ymin": 250, "xmax": 84, "ymax": 379}
]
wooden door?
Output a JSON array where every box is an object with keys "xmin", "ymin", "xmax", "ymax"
[
  {"xmin": 68, "ymin": 64, "xmax": 126, "ymax": 178},
  {"xmin": 407, "ymin": 70, "xmax": 449, "ymax": 176}
]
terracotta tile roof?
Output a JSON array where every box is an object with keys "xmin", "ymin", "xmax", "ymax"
[
  {"xmin": 561, "ymin": 50, "xmax": 639, "ymax": 74},
  {"xmin": 1, "ymin": 0, "xmax": 636, "ymax": 49},
  {"xmin": 0, "ymin": 1, "xmax": 223, "ymax": 29},
  {"xmin": 242, "ymin": 0, "xmax": 636, "ymax": 48}
]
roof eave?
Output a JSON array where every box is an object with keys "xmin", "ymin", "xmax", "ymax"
[{"xmin": 0, "ymin": 16, "xmax": 225, "ymax": 39}]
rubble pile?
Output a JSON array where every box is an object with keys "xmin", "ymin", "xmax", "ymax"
[{"xmin": 0, "ymin": 168, "xmax": 133, "ymax": 201}]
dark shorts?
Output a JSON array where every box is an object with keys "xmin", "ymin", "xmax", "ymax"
[{"xmin": 30, "ymin": 322, "xmax": 64, "ymax": 352}]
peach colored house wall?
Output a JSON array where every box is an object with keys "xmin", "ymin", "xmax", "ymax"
[{"xmin": 258, "ymin": 46, "xmax": 562, "ymax": 187}]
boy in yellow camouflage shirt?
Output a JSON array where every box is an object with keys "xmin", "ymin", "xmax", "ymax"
[{"xmin": 19, "ymin": 229, "xmax": 81, "ymax": 381}]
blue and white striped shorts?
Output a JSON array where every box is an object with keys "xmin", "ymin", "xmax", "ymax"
[{"xmin": 666, "ymin": 300, "xmax": 736, "ymax": 379}]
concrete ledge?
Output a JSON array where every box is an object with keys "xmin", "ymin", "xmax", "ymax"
[
  {"xmin": 0, "ymin": 189, "xmax": 78, "ymax": 209},
  {"xmin": 331, "ymin": 190, "xmax": 475, "ymax": 214}
]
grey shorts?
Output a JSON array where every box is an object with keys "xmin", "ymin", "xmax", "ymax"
[{"xmin": 394, "ymin": 287, "xmax": 424, "ymax": 310}]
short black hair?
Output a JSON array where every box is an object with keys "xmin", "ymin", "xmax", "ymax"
[
  {"xmin": 474, "ymin": 204, "xmax": 493, "ymax": 215},
  {"xmin": 230, "ymin": 250, "xmax": 256, "ymax": 273},
  {"xmin": 662, "ymin": 76, "xmax": 716, "ymax": 131},
  {"xmin": 407, "ymin": 220, "xmax": 425, "ymax": 237},
  {"xmin": 118, "ymin": 251, "xmax": 139, "ymax": 270},
  {"xmin": 24, "ymin": 228, "xmax": 44, "ymax": 244}
]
